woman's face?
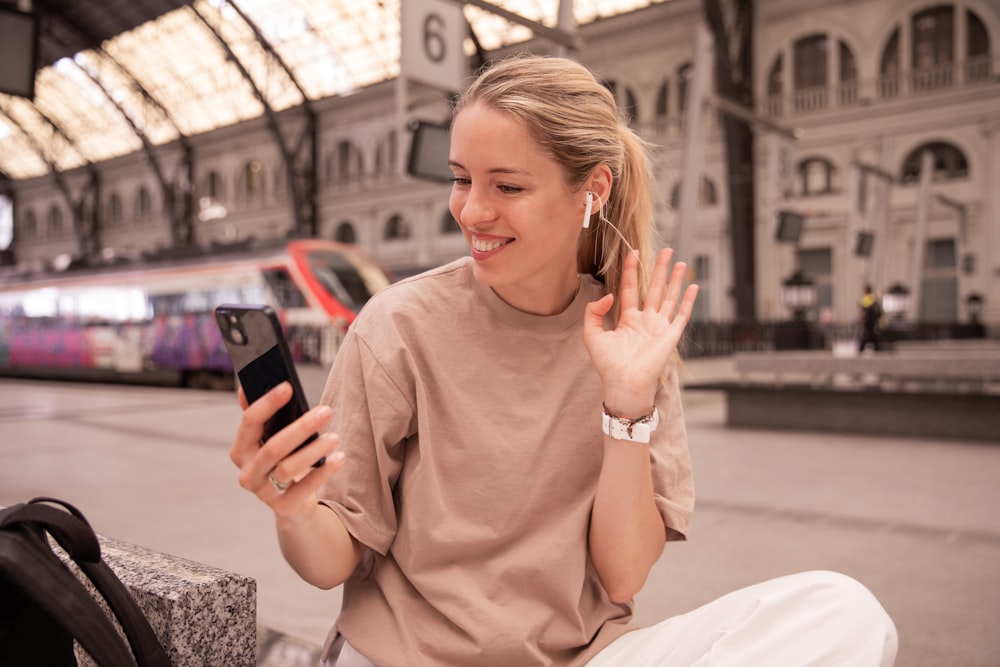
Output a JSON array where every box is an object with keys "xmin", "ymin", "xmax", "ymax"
[{"xmin": 448, "ymin": 103, "xmax": 584, "ymax": 315}]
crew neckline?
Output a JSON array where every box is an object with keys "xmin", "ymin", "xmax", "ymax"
[{"xmin": 463, "ymin": 257, "xmax": 604, "ymax": 333}]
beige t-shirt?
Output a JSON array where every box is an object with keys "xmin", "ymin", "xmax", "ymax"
[{"xmin": 318, "ymin": 258, "xmax": 694, "ymax": 666}]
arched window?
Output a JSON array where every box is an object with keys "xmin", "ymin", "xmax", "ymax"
[
  {"xmin": 601, "ymin": 79, "xmax": 639, "ymax": 126},
  {"xmin": 669, "ymin": 176, "xmax": 719, "ymax": 209},
  {"xmin": 327, "ymin": 140, "xmax": 364, "ymax": 187},
  {"xmin": 654, "ymin": 79, "xmax": 669, "ymax": 132},
  {"xmin": 797, "ymin": 157, "xmax": 837, "ymax": 195},
  {"xmin": 204, "ymin": 170, "xmax": 224, "ymax": 201},
  {"xmin": 240, "ymin": 160, "xmax": 264, "ymax": 201},
  {"xmin": 879, "ymin": 28, "xmax": 901, "ymax": 98},
  {"xmin": 838, "ymin": 40, "xmax": 857, "ymax": 104},
  {"xmin": 966, "ymin": 9, "xmax": 991, "ymax": 82},
  {"xmin": 793, "ymin": 34, "xmax": 828, "ymax": 111},
  {"xmin": 441, "ymin": 210, "xmax": 461, "ymax": 234},
  {"xmin": 23, "ymin": 210, "xmax": 38, "ymax": 239},
  {"xmin": 375, "ymin": 130, "xmax": 397, "ymax": 177},
  {"xmin": 107, "ymin": 193, "xmax": 123, "ymax": 226},
  {"xmin": 384, "ymin": 213, "xmax": 410, "ymax": 240},
  {"xmin": 676, "ymin": 62, "xmax": 692, "ymax": 119},
  {"xmin": 900, "ymin": 142, "xmax": 968, "ymax": 183},
  {"xmin": 912, "ymin": 5, "xmax": 954, "ymax": 90},
  {"xmin": 135, "ymin": 186, "xmax": 152, "ymax": 221},
  {"xmin": 333, "ymin": 221, "xmax": 356, "ymax": 244},
  {"xmin": 47, "ymin": 205, "xmax": 64, "ymax": 237},
  {"xmin": 766, "ymin": 55, "xmax": 784, "ymax": 116}
]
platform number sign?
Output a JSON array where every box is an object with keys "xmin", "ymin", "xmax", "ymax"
[{"xmin": 401, "ymin": 0, "xmax": 466, "ymax": 93}]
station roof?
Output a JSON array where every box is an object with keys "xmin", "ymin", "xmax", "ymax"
[{"xmin": 0, "ymin": 0, "xmax": 667, "ymax": 182}]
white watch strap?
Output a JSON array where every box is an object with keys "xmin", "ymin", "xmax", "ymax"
[{"xmin": 601, "ymin": 406, "xmax": 659, "ymax": 443}]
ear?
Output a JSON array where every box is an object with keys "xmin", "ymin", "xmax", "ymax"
[{"xmin": 585, "ymin": 164, "xmax": 613, "ymax": 212}]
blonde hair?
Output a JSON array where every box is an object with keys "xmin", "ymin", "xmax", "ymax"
[{"xmin": 454, "ymin": 53, "xmax": 657, "ymax": 311}]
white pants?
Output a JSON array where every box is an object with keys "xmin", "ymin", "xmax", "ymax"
[
  {"xmin": 327, "ymin": 571, "xmax": 898, "ymax": 666},
  {"xmin": 586, "ymin": 570, "xmax": 898, "ymax": 667}
]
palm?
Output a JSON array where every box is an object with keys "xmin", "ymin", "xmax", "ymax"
[{"xmin": 582, "ymin": 249, "xmax": 698, "ymax": 408}]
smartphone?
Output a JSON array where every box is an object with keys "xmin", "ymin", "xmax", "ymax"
[{"xmin": 214, "ymin": 304, "xmax": 325, "ymax": 466}]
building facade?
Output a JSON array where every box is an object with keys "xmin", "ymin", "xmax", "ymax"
[{"xmin": 6, "ymin": 0, "xmax": 999, "ymax": 331}]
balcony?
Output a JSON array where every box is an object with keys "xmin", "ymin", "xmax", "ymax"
[{"xmin": 764, "ymin": 56, "xmax": 995, "ymax": 118}]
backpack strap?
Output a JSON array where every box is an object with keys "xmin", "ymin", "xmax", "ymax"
[
  {"xmin": 1, "ymin": 499, "xmax": 171, "ymax": 667},
  {"xmin": 0, "ymin": 527, "xmax": 137, "ymax": 667}
]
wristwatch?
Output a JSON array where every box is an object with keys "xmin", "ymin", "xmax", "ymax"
[{"xmin": 601, "ymin": 405, "xmax": 660, "ymax": 443}]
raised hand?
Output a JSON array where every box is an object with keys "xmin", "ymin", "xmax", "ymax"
[{"xmin": 581, "ymin": 248, "xmax": 698, "ymax": 417}]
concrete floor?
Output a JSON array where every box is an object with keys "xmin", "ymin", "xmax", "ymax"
[{"xmin": 1, "ymin": 357, "xmax": 997, "ymax": 666}]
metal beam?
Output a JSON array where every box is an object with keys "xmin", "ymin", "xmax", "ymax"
[
  {"xmin": 29, "ymin": 9, "xmax": 197, "ymax": 248},
  {"xmin": 227, "ymin": 0, "xmax": 319, "ymax": 237},
  {"xmin": 0, "ymin": 102, "xmax": 102, "ymax": 257},
  {"xmin": 456, "ymin": 0, "xmax": 582, "ymax": 50},
  {"xmin": 191, "ymin": 3, "xmax": 314, "ymax": 237},
  {"xmin": 852, "ymin": 160, "xmax": 895, "ymax": 183},
  {"xmin": 708, "ymin": 93, "xmax": 799, "ymax": 141}
]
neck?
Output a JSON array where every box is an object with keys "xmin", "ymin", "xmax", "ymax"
[{"xmin": 491, "ymin": 275, "xmax": 581, "ymax": 316}]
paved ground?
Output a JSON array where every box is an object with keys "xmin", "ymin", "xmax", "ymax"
[{"xmin": 1, "ymin": 357, "xmax": 997, "ymax": 666}]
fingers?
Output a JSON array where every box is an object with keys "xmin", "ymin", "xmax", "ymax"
[
  {"xmin": 674, "ymin": 283, "xmax": 699, "ymax": 330},
  {"xmin": 644, "ymin": 248, "xmax": 674, "ymax": 309},
  {"xmin": 617, "ymin": 249, "xmax": 641, "ymax": 314},
  {"xmin": 262, "ymin": 431, "xmax": 343, "ymax": 497},
  {"xmin": 229, "ymin": 381, "xmax": 293, "ymax": 466},
  {"xmin": 660, "ymin": 260, "xmax": 688, "ymax": 317},
  {"xmin": 268, "ymin": 448, "xmax": 347, "ymax": 514}
]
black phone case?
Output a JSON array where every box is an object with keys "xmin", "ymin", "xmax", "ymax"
[{"xmin": 214, "ymin": 304, "xmax": 323, "ymax": 463}]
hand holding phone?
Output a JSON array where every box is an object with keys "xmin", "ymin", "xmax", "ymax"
[{"xmin": 215, "ymin": 304, "xmax": 326, "ymax": 467}]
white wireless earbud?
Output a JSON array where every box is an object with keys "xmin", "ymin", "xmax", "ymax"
[{"xmin": 583, "ymin": 191, "xmax": 594, "ymax": 229}]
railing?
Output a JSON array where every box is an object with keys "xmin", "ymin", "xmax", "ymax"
[
  {"xmin": 679, "ymin": 319, "xmax": 990, "ymax": 359},
  {"xmin": 791, "ymin": 86, "xmax": 828, "ymax": 113},
  {"xmin": 966, "ymin": 54, "xmax": 993, "ymax": 83},
  {"xmin": 911, "ymin": 63, "xmax": 954, "ymax": 92},
  {"xmin": 765, "ymin": 57, "xmax": 995, "ymax": 117}
]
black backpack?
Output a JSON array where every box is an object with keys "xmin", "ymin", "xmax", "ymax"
[{"xmin": 0, "ymin": 497, "xmax": 171, "ymax": 666}]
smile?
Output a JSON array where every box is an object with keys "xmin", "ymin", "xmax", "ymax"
[{"xmin": 471, "ymin": 237, "xmax": 513, "ymax": 252}]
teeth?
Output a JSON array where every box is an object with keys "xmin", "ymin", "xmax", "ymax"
[{"xmin": 472, "ymin": 238, "xmax": 508, "ymax": 252}]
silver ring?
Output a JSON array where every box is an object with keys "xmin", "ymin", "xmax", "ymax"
[{"xmin": 268, "ymin": 471, "xmax": 290, "ymax": 493}]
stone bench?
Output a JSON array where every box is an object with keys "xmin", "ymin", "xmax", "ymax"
[
  {"xmin": 70, "ymin": 534, "xmax": 257, "ymax": 667},
  {"xmin": 731, "ymin": 350, "xmax": 1000, "ymax": 393},
  {"xmin": 688, "ymin": 350, "xmax": 1000, "ymax": 442}
]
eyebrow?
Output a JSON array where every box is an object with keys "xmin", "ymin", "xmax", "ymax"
[{"xmin": 447, "ymin": 160, "xmax": 531, "ymax": 177}]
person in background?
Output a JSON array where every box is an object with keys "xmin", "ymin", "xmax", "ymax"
[
  {"xmin": 230, "ymin": 54, "xmax": 898, "ymax": 666},
  {"xmin": 859, "ymin": 283, "xmax": 883, "ymax": 352}
]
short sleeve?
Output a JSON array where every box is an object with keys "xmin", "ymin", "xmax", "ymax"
[
  {"xmin": 649, "ymin": 370, "xmax": 695, "ymax": 540},
  {"xmin": 317, "ymin": 328, "xmax": 417, "ymax": 555}
]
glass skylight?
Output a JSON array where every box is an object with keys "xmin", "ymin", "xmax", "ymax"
[{"xmin": 0, "ymin": 0, "xmax": 667, "ymax": 180}]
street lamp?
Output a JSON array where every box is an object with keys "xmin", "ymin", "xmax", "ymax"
[
  {"xmin": 965, "ymin": 292, "xmax": 983, "ymax": 324},
  {"xmin": 882, "ymin": 282, "xmax": 910, "ymax": 320},
  {"xmin": 780, "ymin": 269, "xmax": 816, "ymax": 321}
]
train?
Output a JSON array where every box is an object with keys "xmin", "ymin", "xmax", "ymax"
[{"xmin": 0, "ymin": 239, "xmax": 393, "ymax": 388}]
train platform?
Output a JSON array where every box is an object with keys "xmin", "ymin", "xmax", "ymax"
[{"xmin": 1, "ymin": 356, "xmax": 997, "ymax": 666}]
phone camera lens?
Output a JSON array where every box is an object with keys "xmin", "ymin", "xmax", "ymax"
[{"xmin": 230, "ymin": 328, "xmax": 245, "ymax": 344}]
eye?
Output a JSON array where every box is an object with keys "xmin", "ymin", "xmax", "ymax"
[
  {"xmin": 450, "ymin": 176, "xmax": 471, "ymax": 187},
  {"xmin": 498, "ymin": 184, "xmax": 523, "ymax": 194}
]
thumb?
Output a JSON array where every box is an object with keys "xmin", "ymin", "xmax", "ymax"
[{"xmin": 583, "ymin": 294, "xmax": 614, "ymax": 337}]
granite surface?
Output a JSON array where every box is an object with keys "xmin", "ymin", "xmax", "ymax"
[{"xmin": 67, "ymin": 534, "xmax": 257, "ymax": 667}]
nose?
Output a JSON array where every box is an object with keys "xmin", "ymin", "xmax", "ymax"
[{"xmin": 453, "ymin": 185, "xmax": 496, "ymax": 229}]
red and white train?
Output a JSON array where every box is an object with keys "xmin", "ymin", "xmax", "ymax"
[{"xmin": 0, "ymin": 239, "xmax": 392, "ymax": 388}]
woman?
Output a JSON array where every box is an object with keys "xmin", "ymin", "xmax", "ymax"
[{"xmin": 230, "ymin": 54, "xmax": 897, "ymax": 666}]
